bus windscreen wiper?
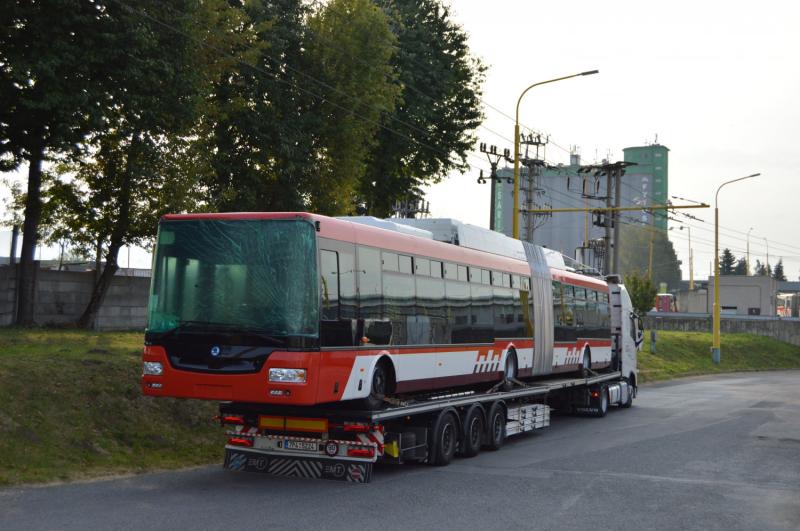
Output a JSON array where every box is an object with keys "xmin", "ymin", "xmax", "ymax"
[{"xmin": 156, "ymin": 321, "xmax": 286, "ymax": 346}]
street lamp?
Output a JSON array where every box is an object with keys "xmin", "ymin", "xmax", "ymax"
[
  {"xmin": 746, "ymin": 227, "xmax": 754, "ymax": 275},
  {"xmin": 512, "ymin": 70, "xmax": 599, "ymax": 240},
  {"xmin": 713, "ymin": 173, "xmax": 760, "ymax": 364}
]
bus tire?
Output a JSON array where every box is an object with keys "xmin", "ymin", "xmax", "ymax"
[
  {"xmin": 580, "ymin": 349, "xmax": 591, "ymax": 379},
  {"xmin": 502, "ymin": 350, "xmax": 518, "ymax": 391},
  {"xmin": 430, "ymin": 411, "xmax": 459, "ymax": 466},
  {"xmin": 483, "ymin": 402, "xmax": 506, "ymax": 451},
  {"xmin": 362, "ymin": 360, "xmax": 390, "ymax": 410},
  {"xmin": 458, "ymin": 405, "xmax": 484, "ymax": 458}
]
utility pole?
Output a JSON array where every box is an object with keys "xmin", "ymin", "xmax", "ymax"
[
  {"xmin": 519, "ymin": 134, "xmax": 549, "ymax": 242},
  {"xmin": 478, "ymin": 143, "xmax": 512, "ymax": 231},
  {"xmin": 612, "ymin": 165, "xmax": 622, "ymax": 274}
]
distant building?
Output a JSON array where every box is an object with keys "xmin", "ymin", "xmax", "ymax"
[
  {"xmin": 675, "ymin": 275, "xmax": 778, "ymax": 316},
  {"xmin": 489, "ymin": 143, "xmax": 670, "ymax": 262}
]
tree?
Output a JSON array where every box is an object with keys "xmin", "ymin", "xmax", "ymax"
[
  {"xmin": 618, "ymin": 224, "xmax": 682, "ymax": 290},
  {"xmin": 719, "ymin": 248, "xmax": 736, "ymax": 275},
  {"xmin": 359, "ymin": 0, "xmax": 486, "ymax": 216},
  {"xmin": 733, "ymin": 256, "xmax": 748, "ymax": 276},
  {"xmin": 754, "ymin": 259, "xmax": 768, "ymax": 276},
  {"xmin": 42, "ymin": 0, "xmax": 242, "ymax": 328},
  {"xmin": 1, "ymin": 0, "xmax": 121, "ymax": 324},
  {"xmin": 303, "ymin": 0, "xmax": 400, "ymax": 214},
  {"xmin": 773, "ymin": 259, "xmax": 786, "ymax": 281},
  {"xmin": 624, "ymin": 270, "xmax": 658, "ymax": 315}
]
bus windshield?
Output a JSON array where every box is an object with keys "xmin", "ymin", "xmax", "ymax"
[{"xmin": 147, "ymin": 218, "xmax": 319, "ymax": 339}]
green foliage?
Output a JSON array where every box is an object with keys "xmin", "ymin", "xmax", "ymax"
[
  {"xmin": 734, "ymin": 257, "xmax": 748, "ymax": 275},
  {"xmin": 719, "ymin": 248, "xmax": 736, "ymax": 275},
  {"xmin": 772, "ymin": 259, "xmax": 786, "ymax": 281},
  {"xmin": 304, "ymin": 0, "xmax": 400, "ymax": 214},
  {"xmin": 618, "ymin": 224, "xmax": 682, "ymax": 290},
  {"xmin": 361, "ymin": 0, "xmax": 486, "ymax": 216},
  {"xmin": 624, "ymin": 270, "xmax": 658, "ymax": 315},
  {"xmin": 754, "ymin": 259, "xmax": 771, "ymax": 277}
]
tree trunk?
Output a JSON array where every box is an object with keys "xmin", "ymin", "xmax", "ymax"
[
  {"xmin": 77, "ymin": 239, "xmax": 122, "ymax": 329},
  {"xmin": 77, "ymin": 138, "xmax": 136, "ymax": 329},
  {"xmin": 15, "ymin": 145, "xmax": 45, "ymax": 326}
]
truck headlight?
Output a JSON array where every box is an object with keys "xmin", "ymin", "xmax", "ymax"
[
  {"xmin": 143, "ymin": 361, "xmax": 164, "ymax": 376},
  {"xmin": 269, "ymin": 368, "xmax": 307, "ymax": 383}
]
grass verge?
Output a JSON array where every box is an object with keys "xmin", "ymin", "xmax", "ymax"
[
  {"xmin": 638, "ymin": 330, "xmax": 800, "ymax": 382},
  {"xmin": 0, "ymin": 328, "xmax": 223, "ymax": 486},
  {"xmin": 1, "ymin": 328, "xmax": 799, "ymax": 486}
]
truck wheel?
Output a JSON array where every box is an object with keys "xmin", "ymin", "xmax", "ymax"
[
  {"xmin": 620, "ymin": 382, "xmax": 633, "ymax": 408},
  {"xmin": 458, "ymin": 405, "xmax": 484, "ymax": 458},
  {"xmin": 595, "ymin": 387, "xmax": 609, "ymax": 417},
  {"xmin": 483, "ymin": 402, "xmax": 506, "ymax": 451},
  {"xmin": 430, "ymin": 411, "xmax": 458, "ymax": 466}
]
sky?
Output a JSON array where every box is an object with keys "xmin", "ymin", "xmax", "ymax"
[
  {"xmin": 3, "ymin": 0, "xmax": 800, "ymax": 279},
  {"xmin": 425, "ymin": 0, "xmax": 800, "ymax": 282}
]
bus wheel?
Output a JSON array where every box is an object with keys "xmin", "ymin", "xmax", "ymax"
[
  {"xmin": 580, "ymin": 349, "xmax": 591, "ymax": 379},
  {"xmin": 502, "ymin": 350, "xmax": 518, "ymax": 391},
  {"xmin": 458, "ymin": 405, "xmax": 484, "ymax": 458},
  {"xmin": 430, "ymin": 411, "xmax": 458, "ymax": 466},
  {"xmin": 362, "ymin": 361, "xmax": 389, "ymax": 410},
  {"xmin": 483, "ymin": 402, "xmax": 506, "ymax": 451}
]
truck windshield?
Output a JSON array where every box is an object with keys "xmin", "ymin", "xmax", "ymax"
[{"xmin": 147, "ymin": 218, "xmax": 319, "ymax": 340}]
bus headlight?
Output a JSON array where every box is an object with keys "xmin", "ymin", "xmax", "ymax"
[
  {"xmin": 269, "ymin": 368, "xmax": 307, "ymax": 383},
  {"xmin": 143, "ymin": 362, "xmax": 164, "ymax": 376}
]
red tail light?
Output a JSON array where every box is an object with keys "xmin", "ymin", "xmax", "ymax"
[
  {"xmin": 343, "ymin": 424, "xmax": 371, "ymax": 433},
  {"xmin": 228, "ymin": 437, "xmax": 254, "ymax": 447},
  {"xmin": 223, "ymin": 415, "xmax": 246, "ymax": 425},
  {"xmin": 591, "ymin": 391, "xmax": 600, "ymax": 398},
  {"xmin": 347, "ymin": 447, "xmax": 375, "ymax": 458}
]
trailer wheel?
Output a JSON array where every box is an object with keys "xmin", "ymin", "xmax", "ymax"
[
  {"xmin": 483, "ymin": 402, "xmax": 506, "ymax": 451},
  {"xmin": 430, "ymin": 411, "xmax": 458, "ymax": 466},
  {"xmin": 458, "ymin": 405, "xmax": 484, "ymax": 458}
]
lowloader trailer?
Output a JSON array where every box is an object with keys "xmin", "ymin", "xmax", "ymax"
[{"xmin": 219, "ymin": 371, "xmax": 634, "ymax": 483}]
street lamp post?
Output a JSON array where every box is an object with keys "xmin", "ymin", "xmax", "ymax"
[
  {"xmin": 512, "ymin": 70, "xmax": 599, "ymax": 240},
  {"xmin": 746, "ymin": 227, "xmax": 754, "ymax": 275},
  {"xmin": 713, "ymin": 173, "xmax": 760, "ymax": 364},
  {"xmin": 764, "ymin": 237, "xmax": 770, "ymax": 274}
]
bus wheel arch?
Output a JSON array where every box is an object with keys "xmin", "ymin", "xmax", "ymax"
[{"xmin": 502, "ymin": 348, "xmax": 518, "ymax": 390}]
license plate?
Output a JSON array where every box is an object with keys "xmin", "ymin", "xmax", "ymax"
[{"xmin": 284, "ymin": 439, "xmax": 319, "ymax": 452}]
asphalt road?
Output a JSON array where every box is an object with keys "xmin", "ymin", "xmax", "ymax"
[{"xmin": 2, "ymin": 371, "xmax": 799, "ymax": 531}]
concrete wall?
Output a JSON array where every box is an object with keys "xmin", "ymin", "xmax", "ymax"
[
  {"xmin": 645, "ymin": 313, "xmax": 800, "ymax": 347},
  {"xmin": 0, "ymin": 265, "xmax": 150, "ymax": 330}
]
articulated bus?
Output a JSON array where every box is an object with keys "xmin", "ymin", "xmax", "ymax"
[{"xmin": 142, "ymin": 213, "xmax": 639, "ymax": 408}]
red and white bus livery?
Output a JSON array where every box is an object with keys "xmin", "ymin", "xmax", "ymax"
[{"xmin": 142, "ymin": 213, "xmax": 633, "ymax": 408}]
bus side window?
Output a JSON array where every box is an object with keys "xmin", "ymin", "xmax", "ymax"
[{"xmin": 320, "ymin": 250, "xmax": 339, "ymax": 320}]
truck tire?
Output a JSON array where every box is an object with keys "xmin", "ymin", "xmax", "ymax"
[
  {"xmin": 483, "ymin": 402, "xmax": 506, "ymax": 451},
  {"xmin": 595, "ymin": 387, "xmax": 609, "ymax": 417},
  {"xmin": 620, "ymin": 381, "xmax": 633, "ymax": 408},
  {"xmin": 430, "ymin": 411, "xmax": 458, "ymax": 466},
  {"xmin": 458, "ymin": 405, "xmax": 484, "ymax": 458}
]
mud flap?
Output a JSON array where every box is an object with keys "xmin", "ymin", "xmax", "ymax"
[{"xmin": 224, "ymin": 448, "xmax": 373, "ymax": 483}]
